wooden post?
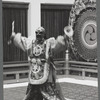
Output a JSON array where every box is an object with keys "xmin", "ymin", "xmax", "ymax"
[
  {"xmin": 82, "ymin": 69, "xmax": 85, "ymax": 80},
  {"xmin": 65, "ymin": 50, "xmax": 69, "ymax": 75},
  {"xmin": 16, "ymin": 73, "xmax": 19, "ymax": 82}
]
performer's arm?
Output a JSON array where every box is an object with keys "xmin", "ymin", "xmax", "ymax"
[
  {"xmin": 48, "ymin": 26, "xmax": 73, "ymax": 55},
  {"xmin": 10, "ymin": 32, "xmax": 33, "ymax": 52},
  {"xmin": 48, "ymin": 36, "xmax": 68, "ymax": 55}
]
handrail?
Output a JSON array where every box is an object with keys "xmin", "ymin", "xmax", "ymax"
[
  {"xmin": 3, "ymin": 61, "xmax": 28, "ymax": 64},
  {"xmin": 69, "ymin": 61, "xmax": 97, "ymax": 66},
  {"xmin": 3, "ymin": 60, "xmax": 98, "ymax": 84},
  {"xmin": 3, "ymin": 63, "xmax": 29, "ymax": 68}
]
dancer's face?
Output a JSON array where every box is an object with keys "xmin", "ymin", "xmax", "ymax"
[{"xmin": 36, "ymin": 32, "xmax": 44, "ymax": 42}]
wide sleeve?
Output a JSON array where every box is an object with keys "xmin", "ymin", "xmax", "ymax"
[
  {"xmin": 47, "ymin": 36, "xmax": 68, "ymax": 55},
  {"xmin": 13, "ymin": 33, "xmax": 34, "ymax": 52}
]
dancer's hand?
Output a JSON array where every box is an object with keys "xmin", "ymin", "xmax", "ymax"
[
  {"xmin": 11, "ymin": 32, "xmax": 16, "ymax": 39},
  {"xmin": 64, "ymin": 26, "xmax": 73, "ymax": 38},
  {"xmin": 8, "ymin": 32, "xmax": 16, "ymax": 45},
  {"xmin": 8, "ymin": 21, "xmax": 15, "ymax": 45}
]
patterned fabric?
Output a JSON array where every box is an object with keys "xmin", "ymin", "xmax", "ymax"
[
  {"xmin": 13, "ymin": 33, "xmax": 67, "ymax": 54},
  {"xmin": 24, "ymin": 64, "xmax": 66, "ymax": 100},
  {"xmin": 13, "ymin": 33, "xmax": 67, "ymax": 100}
]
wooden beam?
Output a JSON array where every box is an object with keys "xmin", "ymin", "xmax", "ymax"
[
  {"xmin": 2, "ymin": 2, "xmax": 29, "ymax": 9},
  {"xmin": 41, "ymin": 4, "xmax": 72, "ymax": 10}
]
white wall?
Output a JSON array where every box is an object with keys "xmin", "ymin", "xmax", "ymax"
[
  {"xmin": 28, "ymin": 0, "xmax": 40, "ymax": 39},
  {"xmin": 2, "ymin": 0, "xmax": 31, "ymax": 3},
  {"xmin": 40, "ymin": 0, "xmax": 74, "ymax": 4},
  {"xmin": 2, "ymin": 0, "xmax": 74, "ymax": 5},
  {"xmin": 2, "ymin": 0, "xmax": 74, "ymax": 39}
]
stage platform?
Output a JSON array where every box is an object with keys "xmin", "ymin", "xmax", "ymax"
[{"xmin": 3, "ymin": 77, "xmax": 98, "ymax": 100}]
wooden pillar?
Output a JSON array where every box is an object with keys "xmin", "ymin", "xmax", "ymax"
[
  {"xmin": 16, "ymin": 73, "xmax": 19, "ymax": 82},
  {"xmin": 65, "ymin": 50, "xmax": 69, "ymax": 75},
  {"xmin": 82, "ymin": 69, "xmax": 85, "ymax": 80},
  {"xmin": 28, "ymin": 0, "xmax": 41, "ymax": 39}
]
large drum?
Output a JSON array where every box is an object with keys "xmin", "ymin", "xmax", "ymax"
[{"xmin": 68, "ymin": 0, "xmax": 96, "ymax": 62}]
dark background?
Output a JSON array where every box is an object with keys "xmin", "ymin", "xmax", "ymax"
[
  {"xmin": 0, "ymin": 0, "xmax": 3, "ymax": 100},
  {"xmin": 0, "ymin": 0, "xmax": 100, "ymax": 100},
  {"xmin": 97, "ymin": 0, "xmax": 100, "ymax": 99}
]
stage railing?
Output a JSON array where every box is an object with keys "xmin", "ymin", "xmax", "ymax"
[{"xmin": 3, "ymin": 61, "xmax": 97, "ymax": 84}]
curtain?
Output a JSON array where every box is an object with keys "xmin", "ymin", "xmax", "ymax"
[
  {"xmin": 41, "ymin": 5, "xmax": 71, "ymax": 60},
  {"xmin": 3, "ymin": 3, "xmax": 28, "ymax": 63}
]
